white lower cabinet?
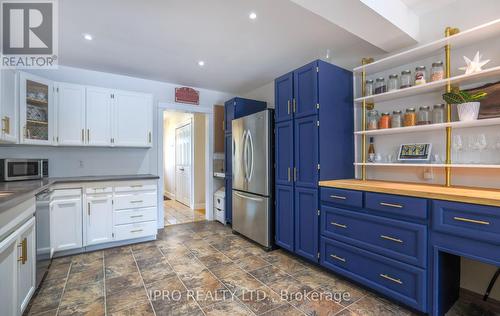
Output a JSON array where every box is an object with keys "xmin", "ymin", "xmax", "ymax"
[
  {"xmin": 0, "ymin": 226, "xmax": 19, "ymax": 316},
  {"xmin": 85, "ymin": 189, "xmax": 113, "ymax": 246},
  {"xmin": 50, "ymin": 189, "xmax": 83, "ymax": 252}
]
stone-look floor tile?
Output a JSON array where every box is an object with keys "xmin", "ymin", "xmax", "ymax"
[
  {"xmin": 178, "ymin": 268, "xmax": 230, "ymax": 307},
  {"xmin": 103, "ymin": 245, "xmax": 131, "ymax": 257},
  {"xmin": 266, "ymin": 276, "xmax": 314, "ymax": 303},
  {"xmin": 318, "ymin": 280, "xmax": 366, "ymax": 308},
  {"xmin": 235, "ymin": 255, "xmax": 271, "ymax": 272},
  {"xmin": 51, "ymin": 256, "xmax": 73, "ymax": 265},
  {"xmin": 108, "ymin": 302, "xmax": 155, "ymax": 316},
  {"xmin": 293, "ymin": 289, "xmax": 345, "ymax": 316},
  {"xmin": 153, "ymin": 298, "xmax": 204, "ymax": 316},
  {"xmin": 334, "ymin": 309, "xmax": 360, "ymax": 316},
  {"xmin": 220, "ymin": 272, "xmax": 265, "ymax": 297},
  {"xmin": 197, "ymin": 252, "xmax": 232, "ymax": 268},
  {"xmin": 136, "ymin": 257, "xmax": 176, "ymax": 285},
  {"xmin": 261, "ymin": 304, "xmax": 306, "ymax": 316},
  {"xmin": 261, "ymin": 251, "xmax": 307, "ymax": 275},
  {"xmin": 105, "ymin": 257, "xmax": 138, "ymax": 279},
  {"xmin": 169, "ymin": 257, "xmax": 205, "ymax": 276},
  {"xmin": 209, "ymin": 261, "xmax": 246, "ymax": 279},
  {"xmin": 219, "ymin": 246, "xmax": 254, "ymax": 261},
  {"xmin": 185, "ymin": 240, "xmax": 220, "ymax": 257},
  {"xmin": 37, "ymin": 276, "xmax": 66, "ymax": 297},
  {"xmin": 238, "ymin": 286, "xmax": 287, "ymax": 315},
  {"xmin": 346, "ymin": 295, "xmax": 399, "ymax": 316},
  {"xmin": 250, "ymin": 265, "xmax": 290, "ymax": 285},
  {"xmin": 27, "ymin": 292, "xmax": 62, "ymax": 315},
  {"xmin": 202, "ymin": 299, "xmax": 253, "ymax": 316},
  {"xmin": 59, "ymin": 281, "xmax": 104, "ymax": 308},
  {"xmin": 292, "ymin": 268, "xmax": 335, "ymax": 290},
  {"xmin": 131, "ymin": 242, "xmax": 159, "ymax": 252},
  {"xmin": 57, "ymin": 297, "xmax": 105, "ymax": 316},
  {"xmin": 70, "ymin": 258, "xmax": 103, "ymax": 274},
  {"xmin": 146, "ymin": 275, "xmax": 186, "ymax": 300},
  {"xmin": 106, "ymin": 271, "xmax": 143, "ymax": 295},
  {"xmin": 106, "ymin": 285, "xmax": 150, "ymax": 314},
  {"xmin": 132, "ymin": 246, "xmax": 162, "ymax": 262},
  {"xmin": 27, "ymin": 309, "xmax": 58, "ymax": 316},
  {"xmin": 66, "ymin": 264, "xmax": 104, "ymax": 287},
  {"xmin": 161, "ymin": 244, "xmax": 196, "ymax": 263},
  {"xmin": 45, "ymin": 261, "xmax": 71, "ymax": 280}
]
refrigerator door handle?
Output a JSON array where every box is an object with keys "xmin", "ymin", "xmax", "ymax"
[
  {"xmin": 242, "ymin": 130, "xmax": 248, "ymax": 180},
  {"xmin": 247, "ymin": 130, "xmax": 254, "ymax": 181},
  {"xmin": 234, "ymin": 191, "xmax": 265, "ymax": 202}
]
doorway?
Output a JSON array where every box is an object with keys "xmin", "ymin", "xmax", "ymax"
[{"xmin": 162, "ymin": 110, "xmax": 206, "ymax": 226}]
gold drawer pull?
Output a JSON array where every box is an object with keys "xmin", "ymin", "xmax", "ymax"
[
  {"xmin": 131, "ymin": 185, "xmax": 143, "ymax": 188},
  {"xmin": 380, "ymin": 274, "xmax": 403, "ymax": 284},
  {"xmin": 330, "ymin": 195, "xmax": 347, "ymax": 200},
  {"xmin": 330, "ymin": 254, "xmax": 346, "ymax": 262},
  {"xmin": 130, "ymin": 200, "xmax": 143, "ymax": 204},
  {"xmin": 130, "ymin": 215, "xmax": 144, "ymax": 218},
  {"xmin": 130, "ymin": 229, "xmax": 143, "ymax": 233},
  {"xmin": 380, "ymin": 202, "xmax": 403, "ymax": 209},
  {"xmin": 331, "ymin": 222, "xmax": 347, "ymax": 229},
  {"xmin": 17, "ymin": 238, "xmax": 27, "ymax": 264},
  {"xmin": 380, "ymin": 235, "xmax": 403, "ymax": 243},
  {"xmin": 453, "ymin": 217, "xmax": 490, "ymax": 225}
]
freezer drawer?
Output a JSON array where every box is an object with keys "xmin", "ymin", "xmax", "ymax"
[{"xmin": 232, "ymin": 190, "xmax": 272, "ymax": 248}]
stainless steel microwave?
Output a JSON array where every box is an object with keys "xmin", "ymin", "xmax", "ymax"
[{"xmin": 0, "ymin": 159, "xmax": 48, "ymax": 181}]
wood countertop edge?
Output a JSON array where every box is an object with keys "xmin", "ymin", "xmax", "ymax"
[{"xmin": 319, "ymin": 179, "xmax": 500, "ymax": 207}]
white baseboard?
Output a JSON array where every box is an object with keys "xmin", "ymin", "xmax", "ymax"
[{"xmin": 164, "ymin": 191, "xmax": 175, "ymax": 200}]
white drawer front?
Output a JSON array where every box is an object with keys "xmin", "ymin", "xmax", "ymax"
[
  {"xmin": 214, "ymin": 196, "xmax": 225, "ymax": 210},
  {"xmin": 113, "ymin": 221, "xmax": 157, "ymax": 241},
  {"xmin": 86, "ymin": 187, "xmax": 113, "ymax": 194},
  {"xmin": 115, "ymin": 184, "xmax": 157, "ymax": 193},
  {"xmin": 114, "ymin": 192, "xmax": 157, "ymax": 210},
  {"xmin": 114, "ymin": 207, "xmax": 157, "ymax": 225},
  {"xmin": 215, "ymin": 206, "xmax": 225, "ymax": 220}
]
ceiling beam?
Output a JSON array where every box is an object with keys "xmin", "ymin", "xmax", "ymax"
[{"xmin": 290, "ymin": 0, "xmax": 420, "ymax": 52}]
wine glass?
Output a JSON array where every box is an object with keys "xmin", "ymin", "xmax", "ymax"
[{"xmin": 452, "ymin": 135, "xmax": 463, "ymax": 163}]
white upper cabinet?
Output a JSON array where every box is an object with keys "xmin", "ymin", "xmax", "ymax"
[
  {"xmin": 85, "ymin": 191, "xmax": 113, "ymax": 246},
  {"xmin": 19, "ymin": 72, "xmax": 54, "ymax": 145},
  {"xmin": 0, "ymin": 69, "xmax": 19, "ymax": 143},
  {"xmin": 56, "ymin": 83, "xmax": 86, "ymax": 146},
  {"xmin": 113, "ymin": 91, "xmax": 153, "ymax": 147},
  {"xmin": 86, "ymin": 87, "xmax": 113, "ymax": 146}
]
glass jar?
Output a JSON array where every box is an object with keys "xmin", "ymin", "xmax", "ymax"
[
  {"xmin": 379, "ymin": 112, "xmax": 391, "ymax": 129},
  {"xmin": 388, "ymin": 74, "xmax": 399, "ymax": 92},
  {"xmin": 432, "ymin": 104, "xmax": 445, "ymax": 124},
  {"xmin": 431, "ymin": 61, "xmax": 444, "ymax": 82},
  {"xmin": 404, "ymin": 108, "xmax": 417, "ymax": 127},
  {"xmin": 374, "ymin": 77, "xmax": 386, "ymax": 94},
  {"xmin": 367, "ymin": 110, "xmax": 379, "ymax": 130},
  {"xmin": 365, "ymin": 79, "xmax": 374, "ymax": 96},
  {"xmin": 391, "ymin": 110, "xmax": 403, "ymax": 128},
  {"xmin": 415, "ymin": 66, "xmax": 427, "ymax": 85},
  {"xmin": 417, "ymin": 106, "xmax": 431, "ymax": 125},
  {"xmin": 400, "ymin": 70, "xmax": 412, "ymax": 88}
]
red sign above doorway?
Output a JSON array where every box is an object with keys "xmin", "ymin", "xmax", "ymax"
[{"xmin": 175, "ymin": 87, "xmax": 200, "ymax": 105}]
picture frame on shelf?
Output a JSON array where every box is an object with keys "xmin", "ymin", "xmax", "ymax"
[{"xmin": 398, "ymin": 143, "xmax": 432, "ymax": 162}]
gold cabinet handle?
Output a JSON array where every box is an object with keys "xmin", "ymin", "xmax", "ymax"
[
  {"xmin": 330, "ymin": 254, "xmax": 346, "ymax": 262},
  {"xmin": 130, "ymin": 229, "xmax": 143, "ymax": 233},
  {"xmin": 2, "ymin": 116, "xmax": 10, "ymax": 134},
  {"xmin": 130, "ymin": 200, "xmax": 143, "ymax": 204},
  {"xmin": 453, "ymin": 217, "xmax": 490, "ymax": 225},
  {"xmin": 131, "ymin": 185, "xmax": 143, "ymax": 188},
  {"xmin": 380, "ymin": 202, "xmax": 403, "ymax": 209},
  {"xmin": 330, "ymin": 195, "xmax": 347, "ymax": 200},
  {"xmin": 18, "ymin": 238, "xmax": 27, "ymax": 264},
  {"xmin": 331, "ymin": 222, "xmax": 347, "ymax": 229},
  {"xmin": 380, "ymin": 274, "xmax": 403, "ymax": 284},
  {"xmin": 287, "ymin": 100, "xmax": 291, "ymax": 115},
  {"xmin": 130, "ymin": 215, "xmax": 144, "ymax": 218},
  {"xmin": 380, "ymin": 235, "xmax": 403, "ymax": 243}
]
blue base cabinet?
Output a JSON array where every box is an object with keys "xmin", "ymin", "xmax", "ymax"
[
  {"xmin": 224, "ymin": 97, "xmax": 267, "ymax": 224},
  {"xmin": 274, "ymin": 60, "xmax": 353, "ymax": 261}
]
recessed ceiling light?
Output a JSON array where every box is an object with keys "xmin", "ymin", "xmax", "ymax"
[
  {"xmin": 198, "ymin": 60, "xmax": 205, "ymax": 67},
  {"xmin": 83, "ymin": 33, "xmax": 93, "ymax": 41},
  {"xmin": 249, "ymin": 12, "xmax": 257, "ymax": 20}
]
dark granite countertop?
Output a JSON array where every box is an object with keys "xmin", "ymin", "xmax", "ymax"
[{"xmin": 0, "ymin": 174, "xmax": 159, "ymax": 213}]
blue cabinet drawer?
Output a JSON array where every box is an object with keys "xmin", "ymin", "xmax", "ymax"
[
  {"xmin": 320, "ymin": 237, "xmax": 427, "ymax": 312},
  {"xmin": 432, "ymin": 200, "xmax": 500, "ymax": 245},
  {"xmin": 365, "ymin": 192, "xmax": 428, "ymax": 220},
  {"xmin": 320, "ymin": 206, "xmax": 427, "ymax": 267},
  {"xmin": 320, "ymin": 188, "xmax": 362, "ymax": 209}
]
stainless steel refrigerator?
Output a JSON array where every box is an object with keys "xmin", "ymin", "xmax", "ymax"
[{"xmin": 232, "ymin": 109, "xmax": 273, "ymax": 249}]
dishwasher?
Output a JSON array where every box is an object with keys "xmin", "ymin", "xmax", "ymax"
[{"xmin": 35, "ymin": 189, "xmax": 52, "ymax": 289}]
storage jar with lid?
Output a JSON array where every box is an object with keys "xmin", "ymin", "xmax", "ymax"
[
  {"xmin": 417, "ymin": 106, "xmax": 431, "ymax": 125},
  {"xmin": 404, "ymin": 108, "xmax": 417, "ymax": 127},
  {"xmin": 388, "ymin": 74, "xmax": 399, "ymax": 92},
  {"xmin": 375, "ymin": 77, "xmax": 386, "ymax": 94},
  {"xmin": 391, "ymin": 110, "xmax": 403, "ymax": 128},
  {"xmin": 432, "ymin": 104, "xmax": 445, "ymax": 124},
  {"xmin": 379, "ymin": 112, "xmax": 391, "ymax": 129},
  {"xmin": 415, "ymin": 66, "xmax": 427, "ymax": 85},
  {"xmin": 431, "ymin": 61, "xmax": 444, "ymax": 82},
  {"xmin": 367, "ymin": 110, "xmax": 379, "ymax": 130},
  {"xmin": 400, "ymin": 70, "xmax": 412, "ymax": 88},
  {"xmin": 365, "ymin": 79, "xmax": 374, "ymax": 96}
]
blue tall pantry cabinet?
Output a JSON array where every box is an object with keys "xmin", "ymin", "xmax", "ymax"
[
  {"xmin": 224, "ymin": 97, "xmax": 267, "ymax": 224},
  {"xmin": 274, "ymin": 60, "xmax": 354, "ymax": 261}
]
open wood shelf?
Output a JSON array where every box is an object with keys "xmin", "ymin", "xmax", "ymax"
[{"xmin": 354, "ymin": 162, "xmax": 500, "ymax": 169}]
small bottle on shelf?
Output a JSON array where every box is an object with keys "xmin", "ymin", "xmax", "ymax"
[{"xmin": 368, "ymin": 137, "xmax": 376, "ymax": 163}]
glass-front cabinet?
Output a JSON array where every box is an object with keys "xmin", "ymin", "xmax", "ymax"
[{"xmin": 19, "ymin": 73, "xmax": 54, "ymax": 145}]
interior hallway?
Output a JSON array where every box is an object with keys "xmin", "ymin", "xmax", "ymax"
[{"xmin": 164, "ymin": 199, "xmax": 205, "ymax": 226}]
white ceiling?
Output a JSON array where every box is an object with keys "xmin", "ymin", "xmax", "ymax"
[
  {"xmin": 401, "ymin": 0, "xmax": 458, "ymax": 14},
  {"xmin": 59, "ymin": 0, "xmax": 384, "ymax": 94}
]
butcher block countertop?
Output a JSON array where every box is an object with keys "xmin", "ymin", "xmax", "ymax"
[{"xmin": 319, "ymin": 179, "xmax": 500, "ymax": 207}]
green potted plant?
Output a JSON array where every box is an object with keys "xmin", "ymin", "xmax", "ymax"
[{"xmin": 442, "ymin": 89, "xmax": 488, "ymax": 121}]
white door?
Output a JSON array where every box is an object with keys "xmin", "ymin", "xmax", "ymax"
[
  {"xmin": 17, "ymin": 218, "xmax": 36, "ymax": 314},
  {"xmin": 56, "ymin": 83, "xmax": 86, "ymax": 146},
  {"xmin": 86, "ymin": 194, "xmax": 113, "ymax": 246},
  {"xmin": 19, "ymin": 72, "xmax": 54, "ymax": 145},
  {"xmin": 175, "ymin": 122, "xmax": 192, "ymax": 207},
  {"xmin": 0, "ymin": 69, "xmax": 19, "ymax": 143},
  {"xmin": 113, "ymin": 90, "xmax": 152, "ymax": 147},
  {"xmin": 86, "ymin": 87, "xmax": 113, "ymax": 146},
  {"xmin": 0, "ymin": 227, "xmax": 18, "ymax": 316},
  {"xmin": 50, "ymin": 191, "xmax": 83, "ymax": 253}
]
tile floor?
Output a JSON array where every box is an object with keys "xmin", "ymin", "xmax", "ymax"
[
  {"xmin": 164, "ymin": 199, "xmax": 205, "ymax": 226},
  {"xmin": 26, "ymin": 221, "xmax": 489, "ymax": 316}
]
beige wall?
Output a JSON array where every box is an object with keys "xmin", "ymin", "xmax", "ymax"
[{"xmin": 193, "ymin": 113, "xmax": 206, "ymax": 209}]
